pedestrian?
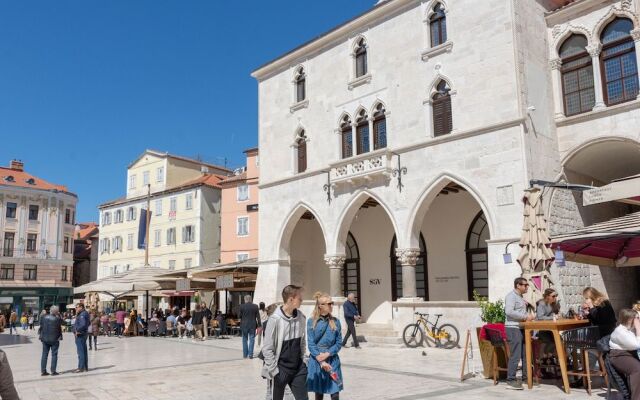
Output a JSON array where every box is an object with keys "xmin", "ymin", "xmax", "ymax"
[
  {"xmin": 504, "ymin": 277, "xmax": 534, "ymax": 390},
  {"xmin": 73, "ymin": 303, "xmax": 90, "ymax": 373},
  {"xmin": 262, "ymin": 284, "xmax": 308, "ymax": 400},
  {"xmin": 89, "ymin": 311, "xmax": 100, "ymax": 350},
  {"xmin": 167, "ymin": 309, "xmax": 177, "ymax": 337},
  {"xmin": 0, "ymin": 313, "xmax": 5, "ymax": 333},
  {"xmin": 20, "ymin": 313, "xmax": 27, "ymax": 331},
  {"xmin": 191, "ymin": 304, "xmax": 205, "ymax": 341},
  {"xmin": 9, "ymin": 310, "xmax": 17, "ymax": 335},
  {"xmin": 582, "ymin": 286, "xmax": 617, "ymax": 338},
  {"xmin": 115, "ymin": 307, "xmax": 126, "ymax": 337},
  {"xmin": 307, "ymin": 292, "xmax": 343, "ymax": 400},
  {"xmin": 609, "ymin": 308, "xmax": 640, "ymax": 400},
  {"xmin": 0, "ymin": 348, "xmax": 19, "ymax": 400},
  {"xmin": 239, "ymin": 295, "xmax": 262, "ymax": 359},
  {"xmin": 39, "ymin": 305, "xmax": 63, "ymax": 376},
  {"xmin": 128, "ymin": 309, "xmax": 139, "ymax": 336},
  {"xmin": 28, "ymin": 313, "xmax": 34, "ymax": 330},
  {"xmin": 202, "ymin": 302, "xmax": 212, "ymax": 339},
  {"xmin": 100, "ymin": 312, "xmax": 111, "ymax": 337},
  {"xmin": 177, "ymin": 309, "xmax": 188, "ymax": 339},
  {"xmin": 258, "ymin": 302, "xmax": 268, "ymax": 347},
  {"xmin": 341, "ymin": 293, "xmax": 361, "ymax": 349}
]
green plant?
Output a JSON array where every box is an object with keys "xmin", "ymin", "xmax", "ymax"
[{"xmin": 473, "ymin": 290, "xmax": 505, "ymax": 323}]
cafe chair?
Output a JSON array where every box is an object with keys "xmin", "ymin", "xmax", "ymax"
[
  {"xmin": 485, "ymin": 328, "xmax": 510, "ymax": 385},
  {"xmin": 597, "ymin": 335, "xmax": 631, "ymax": 400},
  {"xmin": 561, "ymin": 326, "xmax": 609, "ymax": 395}
]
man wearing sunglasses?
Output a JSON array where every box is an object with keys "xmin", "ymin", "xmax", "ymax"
[{"xmin": 504, "ymin": 277, "xmax": 534, "ymax": 390}]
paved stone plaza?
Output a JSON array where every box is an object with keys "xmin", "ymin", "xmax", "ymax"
[{"xmin": 0, "ymin": 330, "xmax": 613, "ymax": 400}]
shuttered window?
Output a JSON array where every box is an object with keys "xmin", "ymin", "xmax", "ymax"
[
  {"xmin": 432, "ymin": 83, "xmax": 452, "ymax": 137},
  {"xmin": 297, "ymin": 132, "xmax": 307, "ymax": 173},
  {"xmin": 295, "ymin": 67, "xmax": 306, "ymax": 102}
]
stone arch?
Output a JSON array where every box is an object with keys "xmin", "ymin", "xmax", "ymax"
[
  {"xmin": 553, "ymin": 25, "xmax": 593, "ymax": 57},
  {"xmin": 277, "ymin": 202, "xmax": 328, "ymax": 260},
  {"xmin": 592, "ymin": 5, "xmax": 639, "ymax": 43},
  {"xmin": 561, "ymin": 135, "xmax": 640, "ymax": 169},
  {"xmin": 424, "ymin": 0, "xmax": 449, "ymax": 19},
  {"xmin": 405, "ymin": 172, "xmax": 495, "ymax": 249},
  {"xmin": 332, "ymin": 190, "xmax": 399, "ymax": 255},
  {"xmin": 427, "ymin": 73, "xmax": 457, "ymax": 98},
  {"xmin": 351, "ymin": 34, "xmax": 368, "ymax": 52},
  {"xmin": 369, "ymin": 99, "xmax": 388, "ymax": 116}
]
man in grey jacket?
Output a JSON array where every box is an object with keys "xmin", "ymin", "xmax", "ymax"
[
  {"xmin": 262, "ymin": 285, "xmax": 308, "ymax": 400},
  {"xmin": 504, "ymin": 277, "xmax": 534, "ymax": 390},
  {"xmin": 40, "ymin": 306, "xmax": 63, "ymax": 376}
]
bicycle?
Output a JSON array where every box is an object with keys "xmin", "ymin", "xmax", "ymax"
[{"xmin": 402, "ymin": 312, "xmax": 460, "ymax": 349}]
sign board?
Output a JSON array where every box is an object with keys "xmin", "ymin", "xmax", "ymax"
[
  {"xmin": 246, "ymin": 204, "xmax": 259, "ymax": 212},
  {"xmin": 583, "ymin": 177, "xmax": 640, "ymax": 206},
  {"xmin": 176, "ymin": 278, "xmax": 191, "ymax": 291},
  {"xmin": 216, "ymin": 274, "xmax": 234, "ymax": 289}
]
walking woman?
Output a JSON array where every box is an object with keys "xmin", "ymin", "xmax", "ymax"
[
  {"xmin": 89, "ymin": 312, "xmax": 100, "ymax": 350},
  {"xmin": 307, "ymin": 292, "xmax": 343, "ymax": 400},
  {"xmin": 257, "ymin": 302, "xmax": 268, "ymax": 347}
]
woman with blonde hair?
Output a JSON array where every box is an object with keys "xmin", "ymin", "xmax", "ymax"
[
  {"xmin": 307, "ymin": 292, "xmax": 343, "ymax": 400},
  {"xmin": 582, "ymin": 287, "xmax": 616, "ymax": 337}
]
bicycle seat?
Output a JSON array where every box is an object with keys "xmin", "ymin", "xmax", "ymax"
[{"xmin": 415, "ymin": 312, "xmax": 428, "ymax": 316}]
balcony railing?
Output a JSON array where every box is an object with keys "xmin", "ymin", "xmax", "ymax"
[
  {"xmin": 329, "ymin": 149, "xmax": 393, "ymax": 187},
  {"xmin": 1, "ymin": 248, "xmax": 51, "ymax": 259}
]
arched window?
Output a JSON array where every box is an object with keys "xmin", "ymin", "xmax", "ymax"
[
  {"xmin": 466, "ymin": 211, "xmax": 489, "ymax": 300},
  {"xmin": 430, "ymin": 3, "xmax": 447, "ymax": 47},
  {"xmin": 354, "ymin": 38, "xmax": 368, "ymax": 78},
  {"xmin": 372, "ymin": 103, "xmax": 387, "ymax": 150},
  {"xmin": 340, "ymin": 115, "xmax": 353, "ymax": 159},
  {"xmin": 355, "ymin": 109, "xmax": 370, "ymax": 154},
  {"xmin": 432, "ymin": 80, "xmax": 452, "ymax": 136},
  {"xmin": 600, "ymin": 18, "xmax": 639, "ymax": 105},
  {"xmin": 559, "ymin": 34, "xmax": 595, "ymax": 116},
  {"xmin": 296, "ymin": 130, "xmax": 307, "ymax": 173},
  {"xmin": 390, "ymin": 234, "xmax": 428, "ymax": 301},
  {"xmin": 294, "ymin": 67, "xmax": 306, "ymax": 103},
  {"xmin": 342, "ymin": 232, "xmax": 361, "ymax": 311}
]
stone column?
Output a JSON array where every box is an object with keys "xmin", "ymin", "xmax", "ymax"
[
  {"xmin": 324, "ymin": 255, "xmax": 346, "ymax": 298},
  {"xmin": 549, "ymin": 58, "xmax": 565, "ymax": 118},
  {"xmin": 632, "ymin": 29, "xmax": 640, "ymax": 100},
  {"xmin": 586, "ymin": 44, "xmax": 605, "ymax": 109},
  {"xmin": 395, "ymin": 248, "xmax": 421, "ymax": 300}
]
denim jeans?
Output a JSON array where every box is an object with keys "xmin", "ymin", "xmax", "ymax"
[
  {"xmin": 242, "ymin": 328, "xmax": 256, "ymax": 358},
  {"xmin": 75, "ymin": 334, "xmax": 88, "ymax": 370},
  {"xmin": 9, "ymin": 323, "xmax": 16, "ymax": 335},
  {"xmin": 41, "ymin": 341, "xmax": 59, "ymax": 373},
  {"xmin": 116, "ymin": 323, "xmax": 124, "ymax": 336}
]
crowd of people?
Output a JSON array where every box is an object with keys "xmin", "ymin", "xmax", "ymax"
[{"xmin": 0, "ymin": 309, "xmax": 37, "ymax": 335}]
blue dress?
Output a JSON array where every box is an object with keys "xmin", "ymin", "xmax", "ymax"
[{"xmin": 307, "ymin": 317, "xmax": 343, "ymax": 394}]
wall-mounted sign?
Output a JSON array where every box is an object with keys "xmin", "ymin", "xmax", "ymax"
[
  {"xmin": 176, "ymin": 278, "xmax": 191, "ymax": 291},
  {"xmin": 246, "ymin": 204, "xmax": 259, "ymax": 212},
  {"xmin": 583, "ymin": 177, "xmax": 640, "ymax": 206},
  {"xmin": 369, "ymin": 278, "xmax": 381, "ymax": 285},
  {"xmin": 216, "ymin": 274, "xmax": 234, "ymax": 289},
  {"xmin": 434, "ymin": 276, "xmax": 460, "ymax": 283}
]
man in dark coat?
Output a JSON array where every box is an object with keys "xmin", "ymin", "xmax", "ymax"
[
  {"xmin": 0, "ymin": 348, "xmax": 19, "ymax": 400},
  {"xmin": 342, "ymin": 293, "xmax": 361, "ymax": 349},
  {"xmin": 39, "ymin": 306, "xmax": 63, "ymax": 376},
  {"xmin": 239, "ymin": 295, "xmax": 261, "ymax": 359},
  {"xmin": 73, "ymin": 303, "xmax": 90, "ymax": 373}
]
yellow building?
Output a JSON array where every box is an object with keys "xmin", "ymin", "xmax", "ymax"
[{"xmin": 97, "ymin": 150, "xmax": 231, "ymax": 279}]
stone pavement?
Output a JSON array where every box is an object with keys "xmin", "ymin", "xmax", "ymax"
[{"xmin": 1, "ymin": 329, "xmax": 614, "ymax": 399}]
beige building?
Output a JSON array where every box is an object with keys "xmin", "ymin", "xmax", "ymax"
[
  {"xmin": 0, "ymin": 159, "xmax": 77, "ymax": 318},
  {"xmin": 97, "ymin": 150, "xmax": 231, "ymax": 279}
]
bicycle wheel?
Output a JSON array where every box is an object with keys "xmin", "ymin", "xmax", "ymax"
[
  {"xmin": 437, "ymin": 323, "xmax": 460, "ymax": 349},
  {"xmin": 402, "ymin": 323, "xmax": 424, "ymax": 348}
]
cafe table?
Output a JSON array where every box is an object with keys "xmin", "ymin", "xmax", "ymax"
[{"xmin": 521, "ymin": 319, "xmax": 590, "ymax": 394}]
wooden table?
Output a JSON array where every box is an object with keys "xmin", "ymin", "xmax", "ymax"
[{"xmin": 522, "ymin": 319, "xmax": 590, "ymax": 394}]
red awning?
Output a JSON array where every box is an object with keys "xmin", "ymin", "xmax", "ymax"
[{"xmin": 551, "ymin": 211, "xmax": 640, "ymax": 267}]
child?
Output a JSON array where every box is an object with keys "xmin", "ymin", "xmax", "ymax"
[{"xmin": 20, "ymin": 313, "xmax": 28, "ymax": 331}]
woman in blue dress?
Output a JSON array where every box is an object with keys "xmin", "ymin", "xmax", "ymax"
[{"xmin": 307, "ymin": 292, "xmax": 343, "ymax": 400}]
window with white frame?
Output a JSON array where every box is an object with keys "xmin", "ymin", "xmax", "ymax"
[
  {"xmin": 170, "ymin": 197, "xmax": 177, "ymax": 213},
  {"xmin": 236, "ymin": 252, "xmax": 249, "ymax": 262},
  {"xmin": 166, "ymin": 228, "xmax": 176, "ymax": 245},
  {"xmin": 127, "ymin": 233, "xmax": 134, "ymax": 250},
  {"xmin": 185, "ymin": 193, "xmax": 193, "ymax": 210},
  {"xmin": 237, "ymin": 217, "xmax": 249, "ymax": 236},
  {"xmin": 129, "ymin": 174, "xmax": 137, "ymax": 189},
  {"xmin": 168, "ymin": 260, "xmax": 176, "ymax": 270},
  {"xmin": 114, "ymin": 209, "xmax": 124, "ymax": 223},
  {"xmin": 127, "ymin": 206, "xmax": 136, "ymax": 221},
  {"xmin": 143, "ymin": 171, "xmax": 150, "ymax": 185},
  {"xmin": 182, "ymin": 225, "xmax": 195, "ymax": 243},
  {"xmin": 156, "ymin": 167, "xmax": 164, "ymax": 182},
  {"xmin": 354, "ymin": 38, "xmax": 368, "ymax": 78},
  {"xmin": 155, "ymin": 199, "xmax": 163, "ymax": 216},
  {"xmin": 237, "ymin": 184, "xmax": 249, "ymax": 201},
  {"xmin": 102, "ymin": 211, "xmax": 112, "ymax": 225},
  {"xmin": 154, "ymin": 229, "xmax": 161, "ymax": 247},
  {"xmin": 184, "ymin": 258, "xmax": 192, "ymax": 269},
  {"xmin": 112, "ymin": 236, "xmax": 122, "ymax": 252}
]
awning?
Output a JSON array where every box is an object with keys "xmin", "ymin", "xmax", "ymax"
[{"xmin": 551, "ymin": 211, "xmax": 640, "ymax": 267}]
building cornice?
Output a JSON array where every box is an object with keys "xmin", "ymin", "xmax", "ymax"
[
  {"xmin": 99, "ymin": 182, "xmax": 218, "ymax": 209},
  {"xmin": 0, "ymin": 184, "xmax": 78, "ymax": 199},
  {"xmin": 545, "ymin": 0, "xmax": 613, "ymax": 26},
  {"xmin": 251, "ymin": 0, "xmax": 417, "ymax": 81}
]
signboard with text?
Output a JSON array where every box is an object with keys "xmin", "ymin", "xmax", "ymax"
[
  {"xmin": 216, "ymin": 274, "xmax": 234, "ymax": 289},
  {"xmin": 583, "ymin": 177, "xmax": 640, "ymax": 206}
]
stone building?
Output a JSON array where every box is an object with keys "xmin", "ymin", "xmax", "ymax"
[
  {"xmin": 73, "ymin": 222, "xmax": 99, "ymax": 288},
  {"xmin": 251, "ymin": 0, "xmax": 640, "ymax": 336}
]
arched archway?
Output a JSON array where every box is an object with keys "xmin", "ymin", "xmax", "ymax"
[
  {"xmin": 342, "ymin": 232, "xmax": 362, "ymax": 312},
  {"xmin": 465, "ymin": 211, "xmax": 489, "ymax": 300}
]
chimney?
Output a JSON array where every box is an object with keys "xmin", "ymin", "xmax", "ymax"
[{"xmin": 9, "ymin": 160, "xmax": 24, "ymax": 171}]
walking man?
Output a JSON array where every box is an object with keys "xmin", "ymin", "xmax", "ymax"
[
  {"xmin": 505, "ymin": 277, "xmax": 534, "ymax": 390},
  {"xmin": 39, "ymin": 305, "xmax": 63, "ymax": 376},
  {"xmin": 239, "ymin": 295, "xmax": 261, "ymax": 359},
  {"xmin": 342, "ymin": 293, "xmax": 361, "ymax": 349},
  {"xmin": 9, "ymin": 310, "xmax": 17, "ymax": 335},
  {"xmin": 115, "ymin": 307, "xmax": 126, "ymax": 337},
  {"xmin": 202, "ymin": 302, "xmax": 212, "ymax": 340},
  {"xmin": 73, "ymin": 303, "xmax": 90, "ymax": 373},
  {"xmin": 262, "ymin": 285, "xmax": 308, "ymax": 400}
]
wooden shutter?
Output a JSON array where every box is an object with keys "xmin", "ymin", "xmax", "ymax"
[
  {"xmin": 297, "ymin": 140, "xmax": 307, "ymax": 173},
  {"xmin": 433, "ymin": 96, "xmax": 452, "ymax": 137}
]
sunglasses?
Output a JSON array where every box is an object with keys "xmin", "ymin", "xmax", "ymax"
[
  {"xmin": 519, "ymin": 283, "xmax": 529, "ymax": 287},
  {"xmin": 320, "ymin": 302, "xmax": 334, "ymax": 306}
]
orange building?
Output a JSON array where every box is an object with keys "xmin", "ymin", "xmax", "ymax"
[{"xmin": 220, "ymin": 148, "xmax": 259, "ymax": 263}]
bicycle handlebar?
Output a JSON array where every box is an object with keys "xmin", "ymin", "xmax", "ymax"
[{"xmin": 414, "ymin": 312, "xmax": 429, "ymax": 317}]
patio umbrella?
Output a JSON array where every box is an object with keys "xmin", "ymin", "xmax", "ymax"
[{"xmin": 517, "ymin": 187, "xmax": 555, "ymax": 308}]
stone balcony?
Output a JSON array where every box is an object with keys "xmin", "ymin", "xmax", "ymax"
[{"xmin": 329, "ymin": 149, "xmax": 393, "ymax": 187}]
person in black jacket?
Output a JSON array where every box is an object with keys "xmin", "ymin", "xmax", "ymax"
[
  {"xmin": 341, "ymin": 293, "xmax": 361, "ymax": 349},
  {"xmin": 582, "ymin": 287, "xmax": 617, "ymax": 338},
  {"xmin": 239, "ymin": 295, "xmax": 261, "ymax": 359},
  {"xmin": 0, "ymin": 349, "xmax": 19, "ymax": 400},
  {"xmin": 39, "ymin": 306, "xmax": 63, "ymax": 376}
]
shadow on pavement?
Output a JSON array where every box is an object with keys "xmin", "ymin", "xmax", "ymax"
[
  {"xmin": 58, "ymin": 365, "xmax": 115, "ymax": 374},
  {"xmin": 0, "ymin": 334, "xmax": 32, "ymax": 346}
]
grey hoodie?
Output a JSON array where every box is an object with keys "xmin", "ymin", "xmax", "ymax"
[{"xmin": 261, "ymin": 306, "xmax": 306, "ymax": 379}]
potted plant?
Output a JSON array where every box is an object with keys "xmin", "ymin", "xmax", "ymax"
[{"xmin": 473, "ymin": 291, "xmax": 506, "ymax": 379}]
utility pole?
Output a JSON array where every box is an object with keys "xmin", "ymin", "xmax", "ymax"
[{"xmin": 144, "ymin": 184, "xmax": 151, "ymax": 266}]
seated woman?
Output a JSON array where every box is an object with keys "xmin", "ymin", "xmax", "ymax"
[
  {"xmin": 536, "ymin": 288, "xmax": 560, "ymax": 373},
  {"xmin": 582, "ymin": 287, "xmax": 617, "ymax": 338},
  {"xmin": 609, "ymin": 309, "xmax": 640, "ymax": 400}
]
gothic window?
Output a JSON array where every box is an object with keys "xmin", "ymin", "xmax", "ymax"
[
  {"xmin": 355, "ymin": 38, "xmax": 368, "ymax": 78},
  {"xmin": 294, "ymin": 67, "xmax": 306, "ymax": 103},
  {"xmin": 355, "ymin": 109, "xmax": 370, "ymax": 154},
  {"xmin": 432, "ymin": 81, "xmax": 452, "ymax": 136},
  {"xmin": 341, "ymin": 115, "xmax": 353, "ymax": 159},
  {"xmin": 430, "ymin": 3, "xmax": 447, "ymax": 47},
  {"xmin": 372, "ymin": 103, "xmax": 387, "ymax": 150},
  {"xmin": 600, "ymin": 18, "xmax": 639, "ymax": 105},
  {"xmin": 560, "ymin": 34, "xmax": 595, "ymax": 116},
  {"xmin": 296, "ymin": 130, "xmax": 307, "ymax": 173}
]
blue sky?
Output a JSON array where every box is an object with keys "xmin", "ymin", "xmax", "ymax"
[{"xmin": 0, "ymin": 1, "xmax": 374, "ymax": 222}]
